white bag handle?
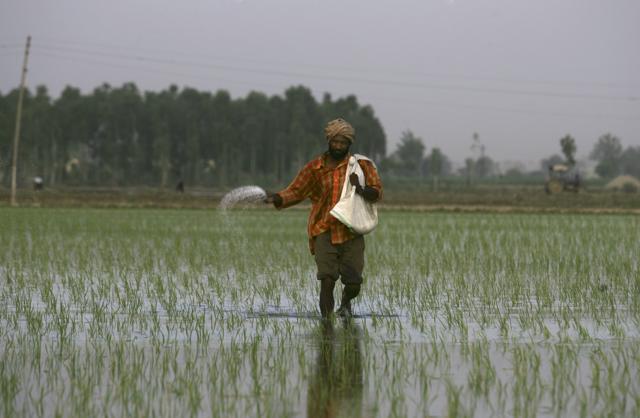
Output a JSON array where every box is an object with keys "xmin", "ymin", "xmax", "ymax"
[{"xmin": 338, "ymin": 156, "xmax": 363, "ymax": 200}]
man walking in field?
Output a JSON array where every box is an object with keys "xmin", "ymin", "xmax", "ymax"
[{"xmin": 265, "ymin": 118, "xmax": 382, "ymax": 318}]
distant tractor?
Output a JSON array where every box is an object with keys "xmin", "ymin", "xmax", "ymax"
[{"xmin": 545, "ymin": 164, "xmax": 581, "ymax": 194}]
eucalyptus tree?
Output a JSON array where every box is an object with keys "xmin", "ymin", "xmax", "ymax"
[
  {"xmin": 425, "ymin": 147, "xmax": 450, "ymax": 191},
  {"xmin": 0, "ymin": 91, "xmax": 13, "ymax": 184},
  {"xmin": 284, "ymin": 86, "xmax": 324, "ymax": 177},
  {"xmin": 106, "ymin": 83, "xmax": 144, "ymax": 184},
  {"xmin": 53, "ymin": 86, "xmax": 90, "ymax": 184},
  {"xmin": 620, "ymin": 146, "xmax": 640, "ymax": 178},
  {"xmin": 352, "ymin": 105, "xmax": 386, "ymax": 162},
  {"xmin": 239, "ymin": 91, "xmax": 270, "ymax": 181},
  {"xmin": 86, "ymin": 83, "xmax": 121, "ymax": 184},
  {"xmin": 146, "ymin": 87, "xmax": 182, "ymax": 189},
  {"xmin": 20, "ymin": 87, "xmax": 52, "ymax": 184},
  {"xmin": 178, "ymin": 87, "xmax": 210, "ymax": 185},
  {"xmin": 475, "ymin": 155, "xmax": 495, "ymax": 178},
  {"xmin": 266, "ymin": 95, "xmax": 288, "ymax": 184},
  {"xmin": 209, "ymin": 90, "xmax": 234, "ymax": 187},
  {"xmin": 559, "ymin": 134, "xmax": 577, "ymax": 166},
  {"xmin": 590, "ymin": 133, "xmax": 623, "ymax": 179},
  {"xmin": 395, "ymin": 130, "xmax": 425, "ymax": 177}
]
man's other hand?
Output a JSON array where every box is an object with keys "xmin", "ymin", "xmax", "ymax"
[{"xmin": 349, "ymin": 173, "xmax": 360, "ymax": 187}]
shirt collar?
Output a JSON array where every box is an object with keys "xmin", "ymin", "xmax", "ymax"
[{"xmin": 314, "ymin": 152, "xmax": 351, "ymax": 170}]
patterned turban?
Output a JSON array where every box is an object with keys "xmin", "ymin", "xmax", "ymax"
[{"xmin": 324, "ymin": 118, "xmax": 355, "ymax": 143}]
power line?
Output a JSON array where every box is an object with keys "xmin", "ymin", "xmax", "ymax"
[
  {"xmin": 30, "ymin": 43, "xmax": 640, "ymax": 103},
  {"xmin": 38, "ymin": 36, "xmax": 640, "ymax": 91},
  {"xmin": 34, "ymin": 50, "xmax": 286, "ymax": 90},
  {"xmin": 368, "ymin": 94, "xmax": 640, "ymax": 121},
  {"xmin": 30, "ymin": 50, "xmax": 640, "ymax": 122}
]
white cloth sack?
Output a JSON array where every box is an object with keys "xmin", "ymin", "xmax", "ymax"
[{"xmin": 330, "ymin": 154, "xmax": 378, "ymax": 234}]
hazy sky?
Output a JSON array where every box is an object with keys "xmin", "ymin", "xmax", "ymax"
[{"xmin": 1, "ymin": 0, "xmax": 638, "ymax": 167}]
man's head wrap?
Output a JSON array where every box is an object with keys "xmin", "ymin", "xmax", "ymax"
[{"xmin": 324, "ymin": 118, "xmax": 355, "ymax": 143}]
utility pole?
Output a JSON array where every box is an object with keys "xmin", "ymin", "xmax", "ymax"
[{"xmin": 10, "ymin": 35, "xmax": 31, "ymax": 207}]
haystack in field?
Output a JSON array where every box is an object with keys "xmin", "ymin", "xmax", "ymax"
[{"xmin": 605, "ymin": 175, "xmax": 640, "ymax": 192}]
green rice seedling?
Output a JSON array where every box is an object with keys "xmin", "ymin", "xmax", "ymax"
[{"xmin": 1, "ymin": 208, "xmax": 639, "ymax": 416}]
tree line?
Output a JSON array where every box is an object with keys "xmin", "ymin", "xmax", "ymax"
[
  {"xmin": 385, "ymin": 130, "xmax": 640, "ymax": 184},
  {"xmin": 2, "ymin": 82, "xmax": 637, "ymax": 191},
  {"xmin": 0, "ymin": 83, "xmax": 386, "ymax": 188}
]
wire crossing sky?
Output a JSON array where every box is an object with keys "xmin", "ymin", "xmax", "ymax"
[{"xmin": 1, "ymin": 0, "xmax": 638, "ymax": 166}]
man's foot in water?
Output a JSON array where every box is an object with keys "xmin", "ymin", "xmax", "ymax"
[{"xmin": 336, "ymin": 300, "xmax": 352, "ymax": 317}]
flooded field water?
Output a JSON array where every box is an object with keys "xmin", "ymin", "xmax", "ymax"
[{"xmin": 1, "ymin": 208, "xmax": 639, "ymax": 417}]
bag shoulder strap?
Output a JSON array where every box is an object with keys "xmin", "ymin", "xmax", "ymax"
[{"xmin": 353, "ymin": 153, "xmax": 377, "ymax": 170}]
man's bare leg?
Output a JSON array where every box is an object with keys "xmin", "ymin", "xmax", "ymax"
[{"xmin": 320, "ymin": 278, "xmax": 336, "ymax": 318}]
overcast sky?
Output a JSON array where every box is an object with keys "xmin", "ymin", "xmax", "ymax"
[{"xmin": 1, "ymin": 0, "xmax": 638, "ymax": 167}]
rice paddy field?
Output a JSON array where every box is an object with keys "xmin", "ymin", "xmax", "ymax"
[{"xmin": 1, "ymin": 207, "xmax": 639, "ymax": 417}]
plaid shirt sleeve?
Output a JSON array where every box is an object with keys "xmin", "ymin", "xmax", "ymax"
[
  {"xmin": 359, "ymin": 159, "xmax": 383, "ymax": 202},
  {"xmin": 277, "ymin": 161, "xmax": 317, "ymax": 209}
]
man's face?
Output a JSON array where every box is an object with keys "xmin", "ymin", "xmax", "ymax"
[{"xmin": 328, "ymin": 135, "xmax": 351, "ymax": 160}]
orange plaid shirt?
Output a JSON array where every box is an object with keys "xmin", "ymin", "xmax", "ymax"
[{"xmin": 277, "ymin": 152, "xmax": 383, "ymax": 254}]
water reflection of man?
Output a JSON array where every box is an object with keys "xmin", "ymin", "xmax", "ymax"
[{"xmin": 306, "ymin": 321, "xmax": 364, "ymax": 418}]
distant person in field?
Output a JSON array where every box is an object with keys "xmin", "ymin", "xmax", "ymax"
[
  {"xmin": 33, "ymin": 176, "xmax": 44, "ymax": 191},
  {"xmin": 265, "ymin": 118, "xmax": 382, "ymax": 318}
]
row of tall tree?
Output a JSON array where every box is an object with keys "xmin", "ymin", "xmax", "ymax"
[
  {"xmin": 0, "ymin": 83, "xmax": 386, "ymax": 188},
  {"xmin": 2, "ymin": 82, "xmax": 637, "ymax": 190}
]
